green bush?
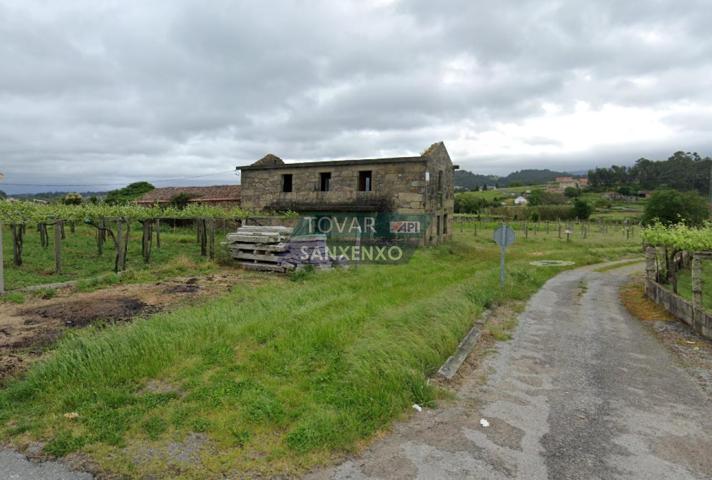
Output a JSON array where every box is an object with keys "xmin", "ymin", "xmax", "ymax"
[
  {"xmin": 573, "ymin": 199, "xmax": 593, "ymax": 220},
  {"xmin": 641, "ymin": 189, "xmax": 710, "ymax": 226}
]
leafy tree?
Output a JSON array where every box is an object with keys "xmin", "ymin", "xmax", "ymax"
[
  {"xmin": 641, "ymin": 189, "xmax": 710, "ymax": 226},
  {"xmin": 105, "ymin": 182, "xmax": 155, "ymax": 205},
  {"xmin": 564, "ymin": 186, "xmax": 580, "ymax": 198},
  {"xmin": 0, "ymin": 190, "xmax": 6, "ymax": 200},
  {"xmin": 62, "ymin": 192, "xmax": 82, "ymax": 205},
  {"xmin": 170, "ymin": 192, "xmax": 193, "ymax": 210},
  {"xmin": 572, "ymin": 199, "xmax": 592, "ymax": 220},
  {"xmin": 527, "ymin": 189, "xmax": 566, "ymax": 206},
  {"xmin": 617, "ymin": 185, "xmax": 633, "ymax": 196}
]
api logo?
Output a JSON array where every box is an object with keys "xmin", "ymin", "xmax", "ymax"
[{"xmin": 389, "ymin": 221, "xmax": 421, "ymax": 234}]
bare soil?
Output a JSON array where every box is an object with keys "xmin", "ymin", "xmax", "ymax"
[{"xmin": 0, "ymin": 271, "xmax": 262, "ymax": 384}]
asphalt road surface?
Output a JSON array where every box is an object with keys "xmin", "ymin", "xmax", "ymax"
[{"xmin": 308, "ymin": 263, "xmax": 712, "ymax": 480}]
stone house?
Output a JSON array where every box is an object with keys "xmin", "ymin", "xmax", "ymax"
[{"xmin": 238, "ymin": 142, "xmax": 457, "ymax": 244}]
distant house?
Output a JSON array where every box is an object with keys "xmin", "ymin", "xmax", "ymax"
[
  {"xmin": 136, "ymin": 185, "xmax": 241, "ymax": 207},
  {"xmin": 514, "ymin": 196, "xmax": 528, "ymax": 205},
  {"xmin": 550, "ymin": 176, "xmax": 587, "ymax": 192}
]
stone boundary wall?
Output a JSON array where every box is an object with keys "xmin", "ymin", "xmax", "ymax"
[{"xmin": 644, "ymin": 246, "xmax": 712, "ymax": 340}]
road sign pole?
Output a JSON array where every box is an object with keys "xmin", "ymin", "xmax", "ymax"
[
  {"xmin": 500, "ymin": 245, "xmax": 505, "ymax": 288},
  {"xmin": 494, "ymin": 223, "xmax": 515, "ymax": 289}
]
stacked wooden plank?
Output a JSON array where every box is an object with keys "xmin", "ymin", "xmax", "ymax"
[{"xmin": 227, "ymin": 226, "xmax": 333, "ymax": 272}]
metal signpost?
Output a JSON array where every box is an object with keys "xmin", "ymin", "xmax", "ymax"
[{"xmin": 494, "ymin": 224, "xmax": 516, "ymax": 288}]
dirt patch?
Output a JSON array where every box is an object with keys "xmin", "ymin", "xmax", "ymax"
[
  {"xmin": 20, "ymin": 297, "xmax": 158, "ymax": 327},
  {"xmin": 163, "ymin": 284, "xmax": 201, "ymax": 294},
  {"xmin": 0, "ymin": 270, "xmax": 268, "ymax": 385}
]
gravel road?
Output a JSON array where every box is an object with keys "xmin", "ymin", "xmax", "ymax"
[
  {"xmin": 0, "ymin": 449, "xmax": 92, "ymax": 480},
  {"xmin": 308, "ymin": 263, "xmax": 712, "ymax": 480}
]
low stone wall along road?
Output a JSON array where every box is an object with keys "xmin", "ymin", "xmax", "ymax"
[{"xmin": 309, "ymin": 263, "xmax": 712, "ymax": 480}]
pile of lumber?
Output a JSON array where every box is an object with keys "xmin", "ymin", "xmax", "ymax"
[{"xmin": 226, "ymin": 226, "xmax": 333, "ymax": 272}]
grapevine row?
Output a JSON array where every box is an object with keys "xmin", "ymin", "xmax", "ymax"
[
  {"xmin": 641, "ymin": 222, "xmax": 712, "ymax": 252},
  {"xmin": 0, "ymin": 202, "xmax": 249, "ymax": 224}
]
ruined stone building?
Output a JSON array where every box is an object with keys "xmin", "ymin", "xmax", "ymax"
[{"xmin": 238, "ymin": 142, "xmax": 457, "ymax": 244}]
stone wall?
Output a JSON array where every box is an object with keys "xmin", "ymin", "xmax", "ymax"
[
  {"xmin": 644, "ymin": 246, "xmax": 712, "ymax": 340},
  {"xmin": 423, "ymin": 142, "xmax": 455, "ymax": 243},
  {"xmin": 240, "ymin": 161, "xmax": 427, "ymax": 213}
]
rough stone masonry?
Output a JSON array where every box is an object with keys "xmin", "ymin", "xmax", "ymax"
[{"xmin": 238, "ymin": 142, "xmax": 457, "ymax": 245}]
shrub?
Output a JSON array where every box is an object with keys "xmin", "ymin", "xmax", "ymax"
[
  {"xmin": 564, "ymin": 187, "xmax": 580, "ymax": 198},
  {"xmin": 572, "ymin": 199, "xmax": 592, "ymax": 220},
  {"xmin": 527, "ymin": 189, "xmax": 566, "ymax": 206},
  {"xmin": 641, "ymin": 189, "xmax": 710, "ymax": 226}
]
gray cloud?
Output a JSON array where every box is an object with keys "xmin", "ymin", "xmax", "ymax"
[{"xmin": 1, "ymin": 0, "xmax": 711, "ymax": 193}]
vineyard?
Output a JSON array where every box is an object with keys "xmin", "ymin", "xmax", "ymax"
[
  {"xmin": 641, "ymin": 222, "xmax": 712, "ymax": 312},
  {"xmin": 0, "ymin": 202, "xmax": 250, "ymax": 291}
]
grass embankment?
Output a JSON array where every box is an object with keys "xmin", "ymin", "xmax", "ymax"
[
  {"xmin": 0, "ymin": 228, "xmax": 641, "ymax": 477},
  {"xmin": 1, "ymin": 223, "xmax": 224, "ymax": 291}
]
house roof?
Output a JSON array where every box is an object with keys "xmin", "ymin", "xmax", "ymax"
[
  {"xmin": 136, "ymin": 185, "xmax": 241, "ymax": 204},
  {"xmin": 237, "ymin": 141, "xmax": 457, "ymax": 171},
  {"xmin": 238, "ymin": 155, "xmax": 426, "ymax": 171}
]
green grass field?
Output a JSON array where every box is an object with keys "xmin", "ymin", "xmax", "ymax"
[
  {"xmin": 1, "ymin": 223, "xmax": 227, "ymax": 291},
  {"xmin": 0, "ymin": 225, "xmax": 642, "ymax": 477}
]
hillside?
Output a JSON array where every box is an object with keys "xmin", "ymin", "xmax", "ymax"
[{"xmin": 455, "ymin": 168, "xmax": 571, "ymax": 189}]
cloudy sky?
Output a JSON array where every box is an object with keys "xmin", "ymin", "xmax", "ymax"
[{"xmin": 1, "ymin": 0, "xmax": 711, "ymax": 193}]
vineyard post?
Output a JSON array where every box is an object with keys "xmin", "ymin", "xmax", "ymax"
[
  {"xmin": 141, "ymin": 220, "xmax": 152, "ymax": 263},
  {"xmin": 116, "ymin": 219, "xmax": 125, "ymax": 272},
  {"xmin": 208, "ymin": 219, "xmax": 216, "ymax": 260},
  {"xmin": 155, "ymin": 218, "xmax": 161, "ymax": 249},
  {"xmin": 97, "ymin": 219, "xmax": 104, "ymax": 256},
  {"xmin": 54, "ymin": 220, "xmax": 63, "ymax": 274},
  {"xmin": 200, "ymin": 219, "xmax": 208, "ymax": 257},
  {"xmin": 692, "ymin": 254, "xmax": 703, "ymax": 309},
  {"xmin": 0, "ymin": 221, "xmax": 4, "ymax": 295}
]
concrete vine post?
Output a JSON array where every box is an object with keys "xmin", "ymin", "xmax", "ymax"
[
  {"xmin": 116, "ymin": 219, "xmax": 125, "ymax": 272},
  {"xmin": 54, "ymin": 220, "xmax": 63, "ymax": 274},
  {"xmin": 692, "ymin": 254, "xmax": 703, "ymax": 309},
  {"xmin": 208, "ymin": 219, "xmax": 216, "ymax": 260},
  {"xmin": 141, "ymin": 220, "xmax": 153, "ymax": 263},
  {"xmin": 645, "ymin": 246, "xmax": 656, "ymax": 296},
  {"xmin": 200, "ymin": 219, "xmax": 208, "ymax": 257}
]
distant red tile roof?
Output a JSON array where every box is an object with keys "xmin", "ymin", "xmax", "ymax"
[{"xmin": 136, "ymin": 185, "xmax": 241, "ymax": 204}]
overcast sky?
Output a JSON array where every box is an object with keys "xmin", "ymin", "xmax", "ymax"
[{"xmin": 2, "ymin": 0, "xmax": 712, "ymax": 193}]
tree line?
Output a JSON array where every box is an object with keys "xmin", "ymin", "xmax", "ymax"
[{"xmin": 587, "ymin": 151, "xmax": 712, "ymax": 195}]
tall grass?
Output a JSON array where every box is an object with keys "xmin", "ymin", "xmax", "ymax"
[{"xmin": 0, "ymin": 230, "xmax": 641, "ymax": 476}]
